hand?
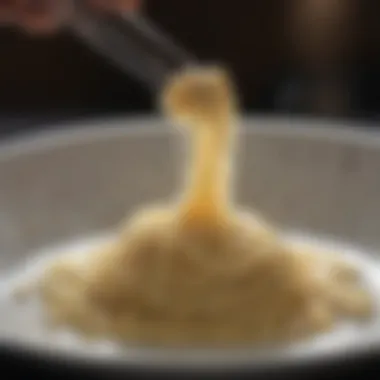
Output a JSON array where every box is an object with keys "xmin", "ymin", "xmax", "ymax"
[{"xmin": 0, "ymin": 0, "xmax": 142, "ymax": 34}]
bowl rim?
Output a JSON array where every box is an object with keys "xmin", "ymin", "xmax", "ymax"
[
  {"xmin": 1, "ymin": 114, "xmax": 380, "ymax": 373},
  {"xmin": 1, "ymin": 115, "xmax": 380, "ymax": 162}
]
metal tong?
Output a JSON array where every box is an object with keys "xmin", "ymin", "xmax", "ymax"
[{"xmin": 71, "ymin": 4, "xmax": 195, "ymax": 91}]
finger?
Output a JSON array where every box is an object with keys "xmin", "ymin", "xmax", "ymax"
[
  {"xmin": 0, "ymin": 0, "xmax": 14, "ymax": 24},
  {"xmin": 15, "ymin": 0, "xmax": 69, "ymax": 35},
  {"xmin": 89, "ymin": 0, "xmax": 142, "ymax": 13}
]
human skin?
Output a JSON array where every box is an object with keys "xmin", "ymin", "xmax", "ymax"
[{"xmin": 0, "ymin": 0, "xmax": 142, "ymax": 34}]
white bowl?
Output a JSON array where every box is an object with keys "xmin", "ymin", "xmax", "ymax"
[{"xmin": 1, "ymin": 116, "xmax": 380, "ymax": 377}]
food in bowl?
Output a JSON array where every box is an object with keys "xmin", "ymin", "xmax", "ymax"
[{"xmin": 16, "ymin": 67, "xmax": 373, "ymax": 346}]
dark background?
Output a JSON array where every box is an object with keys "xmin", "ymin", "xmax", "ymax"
[{"xmin": 1, "ymin": 0, "xmax": 380, "ymax": 134}]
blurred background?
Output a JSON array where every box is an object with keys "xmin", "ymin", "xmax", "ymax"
[{"xmin": 1, "ymin": 0, "xmax": 380, "ymax": 135}]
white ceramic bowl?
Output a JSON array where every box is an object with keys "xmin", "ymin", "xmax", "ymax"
[{"xmin": 1, "ymin": 116, "xmax": 380, "ymax": 377}]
